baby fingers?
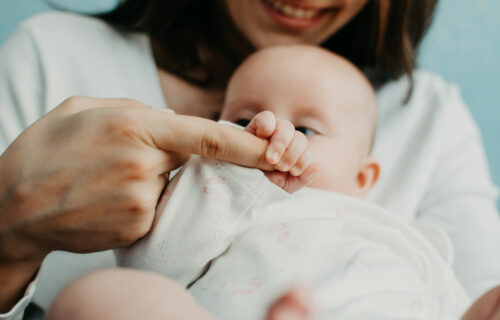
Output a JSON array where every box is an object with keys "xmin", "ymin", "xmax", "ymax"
[
  {"xmin": 245, "ymin": 111, "xmax": 276, "ymax": 139},
  {"xmin": 265, "ymin": 120, "xmax": 296, "ymax": 164},
  {"xmin": 289, "ymin": 148, "xmax": 315, "ymax": 176},
  {"xmin": 275, "ymin": 130, "xmax": 308, "ymax": 172}
]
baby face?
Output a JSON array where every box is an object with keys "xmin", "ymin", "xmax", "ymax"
[{"xmin": 221, "ymin": 46, "xmax": 379, "ymax": 196}]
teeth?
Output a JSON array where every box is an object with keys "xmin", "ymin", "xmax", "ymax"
[{"xmin": 265, "ymin": 0, "xmax": 320, "ymax": 19}]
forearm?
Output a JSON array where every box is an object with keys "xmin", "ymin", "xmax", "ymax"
[{"xmin": 0, "ymin": 258, "xmax": 41, "ymax": 313}]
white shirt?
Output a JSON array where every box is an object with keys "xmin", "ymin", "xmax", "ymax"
[
  {"xmin": 119, "ymin": 155, "xmax": 470, "ymax": 320},
  {"xmin": 1, "ymin": 12, "xmax": 499, "ymax": 319}
]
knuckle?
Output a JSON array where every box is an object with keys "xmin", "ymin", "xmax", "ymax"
[
  {"xmin": 126, "ymin": 194, "xmax": 154, "ymax": 216},
  {"xmin": 117, "ymin": 98, "xmax": 149, "ymax": 108},
  {"xmin": 261, "ymin": 110, "xmax": 274, "ymax": 117},
  {"xmin": 119, "ymin": 158, "xmax": 152, "ymax": 180},
  {"xmin": 278, "ymin": 119, "xmax": 295, "ymax": 132},
  {"xmin": 200, "ymin": 131, "xmax": 228, "ymax": 159},
  {"xmin": 10, "ymin": 180, "xmax": 33, "ymax": 206},
  {"xmin": 104, "ymin": 112, "xmax": 142, "ymax": 138},
  {"xmin": 64, "ymin": 96, "xmax": 84, "ymax": 107},
  {"xmin": 60, "ymin": 96, "xmax": 85, "ymax": 111},
  {"xmin": 294, "ymin": 130, "xmax": 308, "ymax": 145}
]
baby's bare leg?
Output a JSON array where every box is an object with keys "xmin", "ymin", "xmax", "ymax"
[{"xmin": 46, "ymin": 268, "xmax": 214, "ymax": 320}]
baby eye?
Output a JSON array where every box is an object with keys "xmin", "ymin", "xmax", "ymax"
[
  {"xmin": 234, "ymin": 118, "xmax": 251, "ymax": 127},
  {"xmin": 295, "ymin": 126, "xmax": 318, "ymax": 136}
]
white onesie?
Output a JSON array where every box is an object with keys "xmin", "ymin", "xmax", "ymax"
[{"xmin": 116, "ymin": 156, "xmax": 469, "ymax": 320}]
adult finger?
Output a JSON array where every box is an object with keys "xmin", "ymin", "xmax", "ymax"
[{"xmin": 144, "ymin": 111, "xmax": 274, "ymax": 171}]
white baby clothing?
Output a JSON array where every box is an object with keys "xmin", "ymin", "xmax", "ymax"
[{"xmin": 117, "ymin": 156, "xmax": 469, "ymax": 320}]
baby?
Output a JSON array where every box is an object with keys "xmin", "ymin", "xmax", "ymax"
[
  {"xmin": 115, "ymin": 46, "xmax": 468, "ymax": 319},
  {"xmin": 219, "ymin": 44, "xmax": 379, "ymax": 197}
]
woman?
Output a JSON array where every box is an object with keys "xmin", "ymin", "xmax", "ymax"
[{"xmin": 1, "ymin": 0, "xmax": 499, "ymax": 318}]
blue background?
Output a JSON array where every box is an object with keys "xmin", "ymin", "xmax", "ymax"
[{"xmin": 1, "ymin": 0, "xmax": 499, "ymax": 206}]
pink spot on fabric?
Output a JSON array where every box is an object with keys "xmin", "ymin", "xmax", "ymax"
[
  {"xmin": 202, "ymin": 186, "xmax": 221, "ymax": 200},
  {"xmin": 162, "ymin": 259, "xmax": 168, "ymax": 265},
  {"xmin": 246, "ymin": 279, "xmax": 262, "ymax": 288},
  {"xmin": 231, "ymin": 279, "xmax": 262, "ymax": 296},
  {"xmin": 333, "ymin": 210, "xmax": 348, "ymax": 219},
  {"xmin": 267, "ymin": 223, "xmax": 291, "ymax": 244},
  {"xmin": 231, "ymin": 288, "xmax": 254, "ymax": 296},
  {"xmin": 410, "ymin": 298, "xmax": 423, "ymax": 313},
  {"xmin": 205, "ymin": 176, "xmax": 226, "ymax": 185}
]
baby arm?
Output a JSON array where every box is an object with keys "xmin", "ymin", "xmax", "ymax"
[{"xmin": 244, "ymin": 111, "xmax": 320, "ymax": 193}]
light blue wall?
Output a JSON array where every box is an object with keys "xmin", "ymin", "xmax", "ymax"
[
  {"xmin": 419, "ymin": 0, "xmax": 500, "ymax": 202},
  {"xmin": 1, "ymin": 0, "xmax": 499, "ymax": 201}
]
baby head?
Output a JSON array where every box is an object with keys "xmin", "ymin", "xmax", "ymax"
[{"xmin": 220, "ymin": 45, "xmax": 379, "ymax": 197}]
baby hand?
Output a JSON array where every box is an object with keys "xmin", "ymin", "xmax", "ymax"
[{"xmin": 245, "ymin": 111, "xmax": 320, "ymax": 193}]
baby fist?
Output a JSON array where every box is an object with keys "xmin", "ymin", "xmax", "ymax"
[{"xmin": 244, "ymin": 111, "xmax": 319, "ymax": 193}]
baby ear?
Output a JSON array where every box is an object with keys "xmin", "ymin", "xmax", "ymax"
[{"xmin": 355, "ymin": 158, "xmax": 380, "ymax": 197}]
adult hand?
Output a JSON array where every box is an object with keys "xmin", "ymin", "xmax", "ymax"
[{"xmin": 0, "ymin": 97, "xmax": 272, "ymax": 311}]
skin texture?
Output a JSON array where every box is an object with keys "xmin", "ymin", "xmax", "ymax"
[
  {"xmin": 46, "ymin": 269, "xmax": 313, "ymax": 320},
  {"xmin": 0, "ymin": 0, "xmax": 370, "ymax": 311},
  {"xmin": 0, "ymin": 97, "xmax": 275, "ymax": 312},
  {"xmin": 224, "ymin": 0, "xmax": 369, "ymax": 48},
  {"xmin": 46, "ymin": 269, "xmax": 500, "ymax": 320},
  {"xmin": 221, "ymin": 45, "xmax": 380, "ymax": 196}
]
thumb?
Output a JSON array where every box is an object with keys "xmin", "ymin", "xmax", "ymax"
[{"xmin": 145, "ymin": 111, "xmax": 274, "ymax": 171}]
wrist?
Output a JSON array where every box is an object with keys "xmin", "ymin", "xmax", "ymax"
[{"xmin": 0, "ymin": 257, "xmax": 43, "ymax": 313}]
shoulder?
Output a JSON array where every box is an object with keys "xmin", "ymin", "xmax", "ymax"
[
  {"xmin": 7, "ymin": 12, "xmax": 159, "ymax": 106},
  {"xmin": 19, "ymin": 11, "xmax": 120, "ymax": 42},
  {"xmin": 377, "ymin": 70, "xmax": 478, "ymax": 135},
  {"xmin": 16, "ymin": 12, "xmax": 149, "ymax": 57},
  {"xmin": 378, "ymin": 70, "xmax": 461, "ymax": 112}
]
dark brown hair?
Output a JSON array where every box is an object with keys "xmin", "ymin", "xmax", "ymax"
[{"xmin": 96, "ymin": 0, "xmax": 438, "ymax": 89}]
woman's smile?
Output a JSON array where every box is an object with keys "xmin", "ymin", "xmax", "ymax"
[
  {"xmin": 261, "ymin": 0, "xmax": 340, "ymax": 30},
  {"xmin": 224, "ymin": 0, "xmax": 368, "ymax": 48}
]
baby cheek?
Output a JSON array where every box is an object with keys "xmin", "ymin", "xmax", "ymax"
[
  {"xmin": 306, "ymin": 140, "xmax": 359, "ymax": 194},
  {"xmin": 308, "ymin": 165, "xmax": 351, "ymax": 193}
]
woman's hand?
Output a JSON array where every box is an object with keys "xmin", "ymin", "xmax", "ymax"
[
  {"xmin": 0, "ymin": 96, "xmax": 273, "ymax": 263},
  {"xmin": 244, "ymin": 111, "xmax": 320, "ymax": 193}
]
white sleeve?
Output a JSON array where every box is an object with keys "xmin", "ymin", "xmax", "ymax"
[
  {"xmin": 417, "ymin": 85, "xmax": 500, "ymax": 300},
  {"xmin": 0, "ymin": 21, "xmax": 46, "ymax": 153},
  {"xmin": 116, "ymin": 155, "xmax": 289, "ymax": 287},
  {"xmin": 0, "ymin": 24, "xmax": 46, "ymax": 319}
]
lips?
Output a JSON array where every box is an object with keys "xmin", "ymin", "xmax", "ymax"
[
  {"xmin": 264, "ymin": 0, "xmax": 322, "ymax": 19},
  {"xmin": 261, "ymin": 0, "xmax": 338, "ymax": 30}
]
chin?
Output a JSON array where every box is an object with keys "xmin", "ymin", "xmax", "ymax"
[{"xmin": 249, "ymin": 32, "xmax": 312, "ymax": 48}]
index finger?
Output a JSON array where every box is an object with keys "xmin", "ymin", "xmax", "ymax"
[{"xmin": 145, "ymin": 111, "xmax": 274, "ymax": 171}]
